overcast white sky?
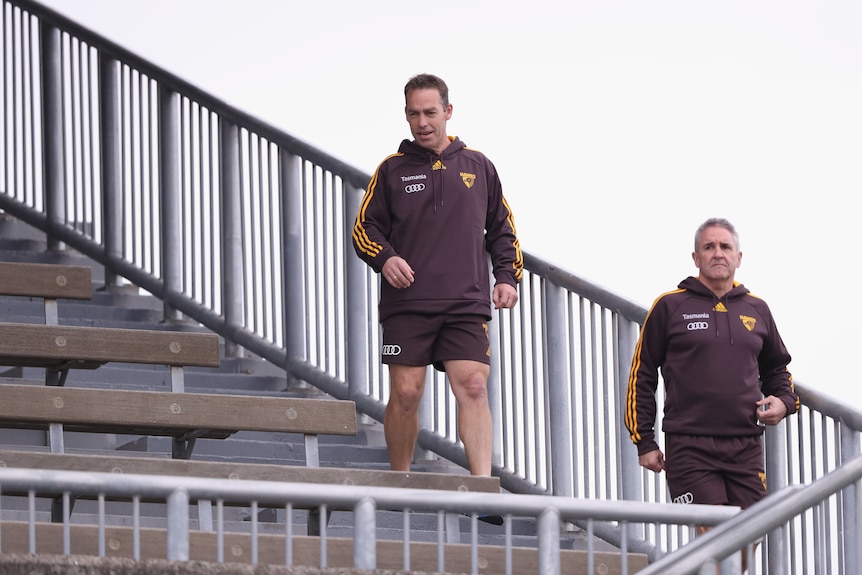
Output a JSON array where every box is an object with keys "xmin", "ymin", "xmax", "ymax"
[{"xmin": 40, "ymin": 0, "xmax": 861, "ymax": 407}]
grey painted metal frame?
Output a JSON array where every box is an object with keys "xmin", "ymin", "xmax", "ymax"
[
  {"xmin": 159, "ymin": 83, "xmax": 182, "ymax": 321},
  {"xmin": 2, "ymin": 462, "xmax": 859, "ymax": 573},
  {"xmin": 2, "ymin": 1, "xmax": 861, "ymax": 571},
  {"xmin": 99, "ymin": 56, "xmax": 122, "ymax": 289},
  {"xmin": 0, "ymin": 466, "xmax": 734, "ymax": 573},
  {"xmin": 637, "ymin": 453, "xmax": 862, "ymax": 575}
]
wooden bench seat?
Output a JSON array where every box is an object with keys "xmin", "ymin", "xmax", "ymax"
[
  {"xmin": 0, "ymin": 263, "xmax": 231, "ymax": 455},
  {"xmin": 0, "ymin": 383, "xmax": 357, "ymax": 443},
  {"xmin": 0, "ymin": 261, "xmax": 92, "ymax": 328},
  {"xmin": 0, "ymin": 261, "xmax": 358, "ymax": 476},
  {"xmin": 0, "ymin": 263, "xmax": 357, "ymax": 465},
  {"xmin": 0, "ymin": 449, "xmax": 500, "ymax": 539},
  {"xmin": 0, "ymin": 261, "xmax": 93, "ymax": 300},
  {"xmin": 0, "ymin": 322, "xmax": 221, "ymax": 371},
  {"xmin": 0, "ymin": 382, "xmax": 361, "ymax": 534},
  {"xmin": 0, "ymin": 521, "xmax": 649, "ymax": 574},
  {"xmin": 0, "ymin": 261, "xmax": 503, "ymax": 543},
  {"xmin": 0, "ymin": 449, "xmax": 500, "ymax": 497},
  {"xmin": 0, "ymin": 260, "xmax": 217, "ymax": 388}
]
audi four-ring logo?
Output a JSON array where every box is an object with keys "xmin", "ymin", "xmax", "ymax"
[
  {"xmin": 382, "ymin": 345, "xmax": 402, "ymax": 356},
  {"xmin": 687, "ymin": 321, "xmax": 709, "ymax": 331},
  {"xmin": 404, "ymin": 183, "xmax": 425, "ymax": 193},
  {"xmin": 673, "ymin": 492, "xmax": 694, "ymax": 504}
]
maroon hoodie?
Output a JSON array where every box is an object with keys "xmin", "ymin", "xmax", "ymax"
[
  {"xmin": 625, "ymin": 276, "xmax": 799, "ymax": 455},
  {"xmin": 353, "ymin": 137, "xmax": 522, "ymax": 322}
]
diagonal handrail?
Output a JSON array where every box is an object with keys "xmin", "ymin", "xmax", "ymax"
[
  {"xmin": 2, "ymin": 1, "xmax": 861, "ymax": 571},
  {"xmin": 636, "ymin": 454, "xmax": 862, "ymax": 574}
]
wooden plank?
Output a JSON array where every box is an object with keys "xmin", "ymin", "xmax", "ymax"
[
  {"xmin": 0, "ymin": 450, "xmax": 500, "ymax": 494},
  {"xmin": 0, "ymin": 521, "xmax": 649, "ymax": 574},
  {"xmin": 0, "ymin": 261, "xmax": 92, "ymax": 299},
  {"xmin": 0, "ymin": 322, "xmax": 221, "ymax": 368},
  {"xmin": 0, "ymin": 385, "xmax": 357, "ymax": 437}
]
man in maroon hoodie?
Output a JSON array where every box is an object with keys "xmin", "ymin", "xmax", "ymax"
[
  {"xmin": 625, "ymin": 217, "xmax": 798, "ymax": 567},
  {"xmin": 353, "ymin": 74, "xmax": 523, "ymax": 478}
]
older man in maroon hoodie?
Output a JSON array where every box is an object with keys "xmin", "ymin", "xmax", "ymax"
[{"xmin": 625, "ymin": 217, "xmax": 798, "ymax": 569}]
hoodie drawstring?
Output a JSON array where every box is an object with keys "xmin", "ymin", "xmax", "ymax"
[{"xmin": 712, "ymin": 294, "xmax": 734, "ymax": 345}]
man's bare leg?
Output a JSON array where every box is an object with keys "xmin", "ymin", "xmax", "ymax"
[
  {"xmin": 444, "ymin": 359, "xmax": 492, "ymax": 476},
  {"xmin": 384, "ymin": 364, "xmax": 427, "ymax": 471}
]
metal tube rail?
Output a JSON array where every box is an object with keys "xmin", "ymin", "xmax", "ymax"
[
  {"xmin": 0, "ymin": 465, "xmax": 738, "ymax": 533},
  {"xmin": 4, "ymin": 2, "xmax": 862, "ymax": 571},
  {"xmin": 636, "ymin": 454, "xmax": 862, "ymax": 575}
]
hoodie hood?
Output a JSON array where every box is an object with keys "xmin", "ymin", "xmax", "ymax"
[
  {"xmin": 678, "ymin": 276, "xmax": 749, "ymax": 300},
  {"xmin": 678, "ymin": 276, "xmax": 750, "ymax": 342},
  {"xmin": 397, "ymin": 136, "xmax": 467, "ymax": 210},
  {"xmin": 398, "ymin": 135, "xmax": 466, "ymax": 159}
]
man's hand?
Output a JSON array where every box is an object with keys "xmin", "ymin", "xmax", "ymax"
[
  {"xmin": 493, "ymin": 283, "xmax": 518, "ymax": 309},
  {"xmin": 639, "ymin": 449, "xmax": 665, "ymax": 473},
  {"xmin": 383, "ymin": 256, "xmax": 414, "ymax": 289},
  {"xmin": 756, "ymin": 396, "xmax": 788, "ymax": 426}
]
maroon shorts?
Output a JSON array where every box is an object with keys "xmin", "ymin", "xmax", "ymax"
[
  {"xmin": 381, "ymin": 314, "xmax": 491, "ymax": 371},
  {"xmin": 664, "ymin": 434, "xmax": 767, "ymax": 509}
]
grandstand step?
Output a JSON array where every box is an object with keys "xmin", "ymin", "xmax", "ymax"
[{"xmin": 0, "ymin": 214, "xmax": 597, "ymax": 562}]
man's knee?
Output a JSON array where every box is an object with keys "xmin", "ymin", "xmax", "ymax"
[
  {"xmin": 388, "ymin": 365, "xmax": 427, "ymax": 404},
  {"xmin": 389, "ymin": 386, "xmax": 423, "ymax": 409},
  {"xmin": 461, "ymin": 374, "xmax": 489, "ymax": 400},
  {"xmin": 446, "ymin": 363, "xmax": 490, "ymax": 401}
]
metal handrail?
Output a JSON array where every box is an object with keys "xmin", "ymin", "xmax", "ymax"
[
  {"xmin": 1, "ymin": 0, "xmax": 860, "ymax": 571},
  {"xmin": 10, "ymin": 0, "xmax": 371, "ymax": 193},
  {"xmin": 0, "ymin": 466, "xmax": 736, "ymax": 571},
  {"xmin": 637, "ymin": 454, "xmax": 862, "ymax": 574}
]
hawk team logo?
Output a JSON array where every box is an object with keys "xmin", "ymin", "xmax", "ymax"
[
  {"xmin": 460, "ymin": 172, "xmax": 476, "ymax": 189},
  {"xmin": 713, "ymin": 302, "xmax": 728, "ymax": 313},
  {"xmin": 740, "ymin": 315, "xmax": 756, "ymax": 332},
  {"xmin": 432, "ymin": 160, "xmax": 446, "ymax": 171},
  {"xmin": 483, "ymin": 322, "xmax": 491, "ymax": 357}
]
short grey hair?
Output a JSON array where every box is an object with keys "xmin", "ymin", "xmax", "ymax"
[{"xmin": 694, "ymin": 217, "xmax": 740, "ymax": 251}]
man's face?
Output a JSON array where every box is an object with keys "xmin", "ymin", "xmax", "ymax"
[
  {"xmin": 405, "ymin": 88, "xmax": 452, "ymax": 155},
  {"xmin": 692, "ymin": 225, "xmax": 742, "ymax": 283}
]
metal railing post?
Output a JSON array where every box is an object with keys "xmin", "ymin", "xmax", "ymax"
[
  {"xmin": 764, "ymin": 422, "xmax": 788, "ymax": 573},
  {"xmin": 538, "ymin": 507, "xmax": 561, "ymax": 575},
  {"xmin": 544, "ymin": 281, "xmax": 572, "ymax": 497},
  {"xmin": 842, "ymin": 425, "xmax": 861, "ymax": 574},
  {"xmin": 158, "ymin": 84, "xmax": 182, "ymax": 321},
  {"xmin": 617, "ymin": 319, "xmax": 640, "ymax": 502},
  {"xmin": 353, "ymin": 497, "xmax": 376, "ymax": 569},
  {"xmin": 39, "ymin": 22, "xmax": 64, "ymax": 251},
  {"xmin": 99, "ymin": 55, "xmax": 122, "ymax": 289},
  {"xmin": 616, "ymin": 317, "xmax": 644, "ymax": 548},
  {"xmin": 219, "ymin": 119, "xmax": 244, "ymax": 358},
  {"xmin": 488, "ymin": 305, "xmax": 503, "ymax": 468},
  {"xmin": 417, "ymin": 369, "xmax": 433, "ymax": 463},
  {"xmin": 166, "ymin": 488, "xmax": 190, "ymax": 561},
  {"xmin": 280, "ymin": 149, "xmax": 306, "ymax": 380},
  {"xmin": 344, "ymin": 183, "xmax": 368, "ymax": 398}
]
